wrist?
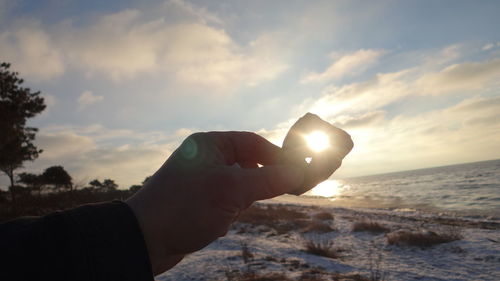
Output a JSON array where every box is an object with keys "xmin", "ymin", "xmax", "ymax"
[{"xmin": 125, "ymin": 194, "xmax": 183, "ymax": 275}]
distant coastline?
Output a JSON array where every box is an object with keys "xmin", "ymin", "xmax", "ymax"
[{"xmin": 346, "ymin": 158, "xmax": 500, "ymax": 180}]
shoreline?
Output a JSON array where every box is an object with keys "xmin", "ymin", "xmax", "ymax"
[{"xmin": 268, "ymin": 194, "xmax": 500, "ymax": 223}]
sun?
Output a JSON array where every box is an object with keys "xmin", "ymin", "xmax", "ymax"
[{"xmin": 305, "ymin": 131, "xmax": 330, "ymax": 152}]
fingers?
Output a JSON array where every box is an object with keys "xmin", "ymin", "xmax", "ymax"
[
  {"xmin": 327, "ymin": 127, "xmax": 354, "ymax": 159},
  {"xmin": 238, "ymin": 161, "xmax": 259, "ymax": 169},
  {"xmin": 232, "ymin": 165, "xmax": 304, "ymax": 202},
  {"xmin": 306, "ymin": 153, "xmax": 342, "ymax": 186},
  {"xmin": 207, "ymin": 131, "xmax": 282, "ymax": 166}
]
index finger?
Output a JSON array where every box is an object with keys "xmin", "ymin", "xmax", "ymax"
[{"xmin": 208, "ymin": 131, "xmax": 282, "ymax": 166}]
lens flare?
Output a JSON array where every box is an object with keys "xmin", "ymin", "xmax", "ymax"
[{"xmin": 305, "ymin": 131, "xmax": 330, "ymax": 152}]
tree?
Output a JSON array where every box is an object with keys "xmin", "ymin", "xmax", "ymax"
[
  {"xmin": 88, "ymin": 179, "xmax": 103, "ymax": 190},
  {"xmin": 42, "ymin": 166, "xmax": 72, "ymax": 191},
  {"xmin": 18, "ymin": 172, "xmax": 44, "ymax": 196},
  {"xmin": 142, "ymin": 176, "xmax": 152, "ymax": 185},
  {"xmin": 102, "ymin": 179, "xmax": 118, "ymax": 192},
  {"xmin": 129, "ymin": 185, "xmax": 142, "ymax": 193},
  {"xmin": 0, "ymin": 62, "xmax": 45, "ymax": 200},
  {"xmin": 88, "ymin": 178, "xmax": 118, "ymax": 192}
]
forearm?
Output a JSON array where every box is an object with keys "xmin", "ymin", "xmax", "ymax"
[{"xmin": 0, "ymin": 201, "xmax": 154, "ymax": 281}]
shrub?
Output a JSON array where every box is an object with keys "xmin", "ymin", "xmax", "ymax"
[
  {"xmin": 237, "ymin": 204, "xmax": 308, "ymax": 234},
  {"xmin": 312, "ymin": 211, "xmax": 334, "ymax": 221},
  {"xmin": 303, "ymin": 237, "xmax": 344, "ymax": 259},
  {"xmin": 352, "ymin": 221, "xmax": 390, "ymax": 233},
  {"xmin": 387, "ymin": 228, "xmax": 462, "ymax": 247},
  {"xmin": 237, "ymin": 204, "xmax": 307, "ymax": 223},
  {"xmin": 302, "ymin": 220, "xmax": 334, "ymax": 233},
  {"xmin": 225, "ymin": 271, "xmax": 293, "ymax": 281}
]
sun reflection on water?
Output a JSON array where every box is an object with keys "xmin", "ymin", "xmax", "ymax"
[{"xmin": 306, "ymin": 179, "xmax": 347, "ymax": 198}]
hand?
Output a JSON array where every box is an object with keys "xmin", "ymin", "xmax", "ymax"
[{"xmin": 125, "ymin": 131, "xmax": 305, "ymax": 275}]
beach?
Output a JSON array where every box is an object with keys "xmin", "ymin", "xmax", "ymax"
[{"xmin": 157, "ymin": 202, "xmax": 500, "ymax": 281}]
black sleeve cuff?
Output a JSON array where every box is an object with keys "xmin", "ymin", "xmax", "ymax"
[{"xmin": 63, "ymin": 200, "xmax": 154, "ymax": 281}]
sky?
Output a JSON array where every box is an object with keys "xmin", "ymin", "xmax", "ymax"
[{"xmin": 1, "ymin": 0, "xmax": 500, "ymax": 189}]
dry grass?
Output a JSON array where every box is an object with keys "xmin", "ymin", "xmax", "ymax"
[
  {"xmin": 367, "ymin": 242, "xmax": 389, "ymax": 281},
  {"xmin": 228, "ymin": 271, "xmax": 373, "ymax": 281},
  {"xmin": 302, "ymin": 220, "xmax": 334, "ymax": 233},
  {"xmin": 335, "ymin": 274, "xmax": 372, "ymax": 281},
  {"xmin": 352, "ymin": 221, "xmax": 390, "ymax": 233},
  {"xmin": 387, "ymin": 228, "xmax": 462, "ymax": 247},
  {"xmin": 303, "ymin": 237, "xmax": 344, "ymax": 259},
  {"xmin": 238, "ymin": 204, "xmax": 308, "ymax": 223},
  {"xmin": 240, "ymin": 242, "xmax": 254, "ymax": 264},
  {"xmin": 225, "ymin": 271, "xmax": 293, "ymax": 281},
  {"xmin": 299, "ymin": 273, "xmax": 327, "ymax": 281},
  {"xmin": 236, "ymin": 204, "xmax": 309, "ymax": 234},
  {"xmin": 312, "ymin": 211, "xmax": 334, "ymax": 221}
]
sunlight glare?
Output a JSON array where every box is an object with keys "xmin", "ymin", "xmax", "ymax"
[
  {"xmin": 305, "ymin": 131, "xmax": 330, "ymax": 152},
  {"xmin": 307, "ymin": 180, "xmax": 343, "ymax": 198}
]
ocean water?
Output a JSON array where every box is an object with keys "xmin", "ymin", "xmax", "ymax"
[{"xmin": 301, "ymin": 159, "xmax": 500, "ymax": 219}]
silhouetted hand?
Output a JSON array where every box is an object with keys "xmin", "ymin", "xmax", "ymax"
[{"xmin": 125, "ymin": 132, "xmax": 305, "ymax": 275}]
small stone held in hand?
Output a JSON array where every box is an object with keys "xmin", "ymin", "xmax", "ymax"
[{"xmin": 281, "ymin": 113, "xmax": 353, "ymax": 195}]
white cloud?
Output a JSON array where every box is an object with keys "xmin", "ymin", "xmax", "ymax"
[
  {"xmin": 163, "ymin": 0, "xmax": 223, "ymax": 25},
  {"xmin": 282, "ymin": 95, "xmax": 500, "ymax": 178},
  {"xmin": 301, "ymin": 49, "xmax": 385, "ymax": 84},
  {"xmin": 37, "ymin": 94, "xmax": 58, "ymax": 118},
  {"xmin": 302, "ymin": 69, "xmax": 414, "ymax": 119},
  {"xmin": 36, "ymin": 131, "xmax": 95, "ymax": 159},
  {"xmin": 0, "ymin": 3, "xmax": 288, "ymax": 90},
  {"xmin": 482, "ymin": 43, "xmax": 495, "ymax": 51},
  {"xmin": 343, "ymin": 95, "xmax": 500, "ymax": 175},
  {"xmin": 423, "ymin": 44, "xmax": 461, "ymax": 66},
  {"xmin": 17, "ymin": 125, "xmax": 191, "ymax": 188},
  {"xmin": 416, "ymin": 58, "xmax": 500, "ymax": 95},
  {"xmin": 298, "ymin": 55, "xmax": 500, "ymax": 122},
  {"xmin": 333, "ymin": 111, "xmax": 386, "ymax": 129},
  {"xmin": 444, "ymin": 95, "xmax": 500, "ymax": 126},
  {"xmin": 78, "ymin": 91, "xmax": 104, "ymax": 110},
  {"xmin": 287, "ymin": 47, "xmax": 500, "ymax": 177},
  {"xmin": 155, "ymin": 23, "xmax": 288, "ymax": 89},
  {"xmin": 0, "ymin": 22, "xmax": 64, "ymax": 80}
]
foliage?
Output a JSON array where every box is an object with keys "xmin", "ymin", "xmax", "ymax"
[
  {"xmin": 387, "ymin": 228, "xmax": 462, "ymax": 247},
  {"xmin": 352, "ymin": 220, "xmax": 390, "ymax": 233},
  {"xmin": 42, "ymin": 165, "xmax": 73, "ymax": 191},
  {"xmin": 129, "ymin": 185, "xmax": 142, "ymax": 193},
  {"xmin": 88, "ymin": 178, "xmax": 118, "ymax": 192},
  {"xmin": 142, "ymin": 175, "xmax": 152, "ymax": 185},
  {"xmin": 0, "ymin": 62, "xmax": 45, "ymax": 196},
  {"xmin": 312, "ymin": 211, "xmax": 334, "ymax": 221},
  {"xmin": 302, "ymin": 220, "xmax": 334, "ymax": 233},
  {"xmin": 1, "ymin": 172, "xmax": 140, "ymax": 221},
  {"xmin": 303, "ymin": 237, "xmax": 344, "ymax": 259},
  {"xmin": 236, "ymin": 204, "xmax": 309, "ymax": 234},
  {"xmin": 18, "ymin": 172, "xmax": 44, "ymax": 195}
]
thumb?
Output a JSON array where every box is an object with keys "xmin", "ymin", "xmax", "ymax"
[{"xmin": 234, "ymin": 165, "xmax": 304, "ymax": 202}]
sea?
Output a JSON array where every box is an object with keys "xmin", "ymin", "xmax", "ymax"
[{"xmin": 275, "ymin": 159, "xmax": 500, "ymax": 220}]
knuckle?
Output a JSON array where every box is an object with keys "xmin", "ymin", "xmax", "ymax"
[{"xmin": 188, "ymin": 132, "xmax": 205, "ymax": 141}]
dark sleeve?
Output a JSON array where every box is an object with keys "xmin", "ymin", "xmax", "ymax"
[{"xmin": 0, "ymin": 201, "xmax": 154, "ymax": 281}]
